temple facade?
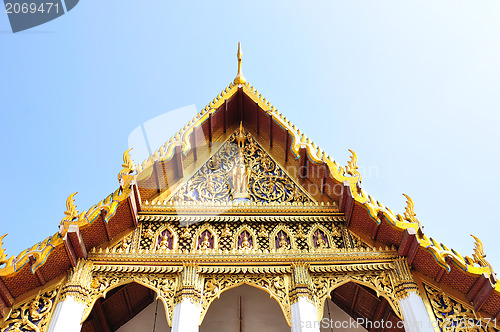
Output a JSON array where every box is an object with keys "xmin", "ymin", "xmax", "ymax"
[{"xmin": 0, "ymin": 44, "xmax": 498, "ymax": 332}]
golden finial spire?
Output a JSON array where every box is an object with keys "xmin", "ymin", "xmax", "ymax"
[{"xmin": 234, "ymin": 42, "xmax": 246, "ymax": 85}]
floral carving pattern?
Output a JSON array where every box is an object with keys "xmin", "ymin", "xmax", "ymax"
[
  {"xmin": 311, "ymin": 271, "xmax": 401, "ymax": 320},
  {"xmin": 201, "ymin": 273, "xmax": 291, "ymax": 325},
  {"xmin": 169, "ymin": 130, "xmax": 312, "ymax": 204},
  {"xmin": 84, "ymin": 272, "xmax": 177, "ymax": 326},
  {"xmin": 0, "ymin": 289, "xmax": 58, "ymax": 332},
  {"xmin": 424, "ymin": 283, "xmax": 499, "ymax": 332}
]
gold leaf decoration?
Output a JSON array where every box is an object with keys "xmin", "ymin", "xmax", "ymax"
[
  {"xmin": 168, "ymin": 129, "xmax": 313, "ymax": 204},
  {"xmin": 466, "ymin": 234, "xmax": 494, "ymax": 275},
  {"xmin": 118, "ymin": 148, "xmax": 135, "ymax": 185},
  {"xmin": 399, "ymin": 194, "xmax": 421, "ymax": 227},
  {"xmin": 0, "ymin": 288, "xmax": 58, "ymax": 332},
  {"xmin": 59, "ymin": 192, "xmax": 78, "ymax": 237},
  {"xmin": 345, "ymin": 149, "xmax": 362, "ymax": 182},
  {"xmin": 0, "ymin": 234, "xmax": 7, "ymax": 266}
]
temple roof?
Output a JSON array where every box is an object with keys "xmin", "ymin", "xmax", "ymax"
[{"xmin": 0, "ymin": 44, "xmax": 498, "ymax": 320}]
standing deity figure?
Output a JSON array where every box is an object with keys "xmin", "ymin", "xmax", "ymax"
[
  {"xmin": 232, "ymin": 150, "xmax": 251, "ymax": 200},
  {"xmin": 236, "ymin": 121, "xmax": 246, "ymax": 148}
]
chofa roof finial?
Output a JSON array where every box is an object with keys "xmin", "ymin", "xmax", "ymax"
[{"xmin": 234, "ymin": 42, "xmax": 247, "ymax": 85}]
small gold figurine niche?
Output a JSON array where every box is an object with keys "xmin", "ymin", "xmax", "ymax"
[
  {"xmin": 198, "ymin": 230, "xmax": 215, "ymax": 250},
  {"xmin": 157, "ymin": 229, "xmax": 173, "ymax": 251},
  {"xmin": 276, "ymin": 230, "xmax": 291, "ymax": 250},
  {"xmin": 238, "ymin": 231, "xmax": 253, "ymax": 250},
  {"xmin": 313, "ymin": 229, "xmax": 329, "ymax": 249}
]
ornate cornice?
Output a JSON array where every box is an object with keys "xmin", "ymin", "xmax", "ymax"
[
  {"xmin": 92, "ymin": 264, "xmax": 183, "ymax": 274},
  {"xmin": 309, "ymin": 262, "xmax": 393, "ymax": 273},
  {"xmin": 139, "ymin": 214, "xmax": 343, "ymax": 222},
  {"xmin": 198, "ymin": 266, "xmax": 290, "ymax": 274},
  {"xmin": 88, "ymin": 246, "xmax": 399, "ymax": 266}
]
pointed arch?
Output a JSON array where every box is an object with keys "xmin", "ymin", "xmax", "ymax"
[
  {"xmin": 83, "ymin": 274, "xmax": 177, "ymax": 327},
  {"xmin": 269, "ymin": 224, "xmax": 296, "ymax": 250},
  {"xmin": 307, "ymin": 223, "xmax": 333, "ymax": 250},
  {"xmin": 192, "ymin": 224, "xmax": 219, "ymax": 250},
  {"xmin": 233, "ymin": 224, "xmax": 259, "ymax": 250},
  {"xmin": 200, "ymin": 275, "xmax": 291, "ymax": 326},
  {"xmin": 312, "ymin": 275, "xmax": 402, "ymax": 322},
  {"xmin": 153, "ymin": 224, "xmax": 178, "ymax": 251}
]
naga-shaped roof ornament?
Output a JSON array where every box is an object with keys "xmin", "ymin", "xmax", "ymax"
[
  {"xmin": 59, "ymin": 192, "xmax": 78, "ymax": 236},
  {"xmin": 118, "ymin": 148, "xmax": 135, "ymax": 187},
  {"xmin": 399, "ymin": 193, "xmax": 424, "ymax": 235},
  {"xmin": 467, "ymin": 234, "xmax": 494, "ymax": 276},
  {"xmin": 0, "ymin": 234, "xmax": 8, "ymax": 265},
  {"xmin": 345, "ymin": 149, "xmax": 362, "ymax": 182},
  {"xmin": 234, "ymin": 42, "xmax": 246, "ymax": 85},
  {"xmin": 401, "ymin": 194, "xmax": 418, "ymax": 223}
]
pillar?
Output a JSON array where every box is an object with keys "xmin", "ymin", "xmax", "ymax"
[
  {"xmin": 171, "ymin": 263, "xmax": 203, "ymax": 332},
  {"xmin": 48, "ymin": 259, "xmax": 93, "ymax": 332},
  {"xmin": 399, "ymin": 291, "xmax": 435, "ymax": 332},
  {"xmin": 48, "ymin": 296, "xmax": 85, "ymax": 332},
  {"xmin": 291, "ymin": 297, "xmax": 321, "ymax": 332},
  {"xmin": 172, "ymin": 298, "xmax": 201, "ymax": 332},
  {"xmin": 290, "ymin": 263, "xmax": 320, "ymax": 332},
  {"xmin": 393, "ymin": 258, "xmax": 436, "ymax": 332}
]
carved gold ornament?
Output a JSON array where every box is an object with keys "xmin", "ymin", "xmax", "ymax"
[
  {"xmin": 181, "ymin": 226, "xmax": 191, "ymax": 239},
  {"xmin": 221, "ymin": 224, "xmax": 232, "ymax": 237},
  {"xmin": 466, "ymin": 235, "xmax": 494, "ymax": 275},
  {"xmin": 0, "ymin": 288, "xmax": 58, "ymax": 332},
  {"xmin": 295, "ymin": 225, "xmax": 306, "ymax": 239},
  {"xmin": 233, "ymin": 225, "xmax": 258, "ymax": 251},
  {"xmin": 0, "ymin": 234, "xmax": 8, "ymax": 266},
  {"xmin": 84, "ymin": 270, "xmax": 178, "ymax": 326},
  {"xmin": 307, "ymin": 224, "xmax": 334, "ymax": 250},
  {"xmin": 233, "ymin": 42, "xmax": 246, "ymax": 85},
  {"xmin": 201, "ymin": 273, "xmax": 290, "ymax": 326},
  {"xmin": 118, "ymin": 148, "xmax": 135, "ymax": 185},
  {"xmin": 168, "ymin": 130, "xmax": 313, "ymax": 204},
  {"xmin": 345, "ymin": 149, "xmax": 362, "ymax": 182},
  {"xmin": 257, "ymin": 224, "xmax": 268, "ymax": 237},
  {"xmin": 311, "ymin": 270, "xmax": 401, "ymax": 321},
  {"xmin": 192, "ymin": 225, "xmax": 218, "ymax": 251},
  {"xmin": 152, "ymin": 225, "xmax": 178, "ymax": 251},
  {"xmin": 59, "ymin": 192, "xmax": 80, "ymax": 237},
  {"xmin": 424, "ymin": 283, "xmax": 498, "ymax": 332}
]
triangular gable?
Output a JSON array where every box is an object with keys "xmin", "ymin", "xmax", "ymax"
[
  {"xmin": 163, "ymin": 126, "xmax": 314, "ymax": 205},
  {"xmin": 0, "ymin": 44, "xmax": 499, "ymax": 323}
]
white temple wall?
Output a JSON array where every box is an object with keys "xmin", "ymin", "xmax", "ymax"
[
  {"xmin": 200, "ymin": 284, "xmax": 289, "ymax": 332},
  {"xmin": 47, "ymin": 296, "xmax": 86, "ymax": 332},
  {"xmin": 117, "ymin": 300, "xmax": 170, "ymax": 332}
]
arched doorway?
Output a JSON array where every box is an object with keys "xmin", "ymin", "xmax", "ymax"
[
  {"xmin": 200, "ymin": 284, "xmax": 289, "ymax": 332},
  {"xmin": 81, "ymin": 282, "xmax": 170, "ymax": 332},
  {"xmin": 321, "ymin": 282, "xmax": 403, "ymax": 332}
]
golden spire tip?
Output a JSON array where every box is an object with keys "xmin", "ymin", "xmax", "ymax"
[{"xmin": 234, "ymin": 42, "xmax": 247, "ymax": 85}]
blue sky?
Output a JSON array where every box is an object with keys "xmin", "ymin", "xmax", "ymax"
[{"xmin": 1, "ymin": 1, "xmax": 499, "ymax": 272}]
